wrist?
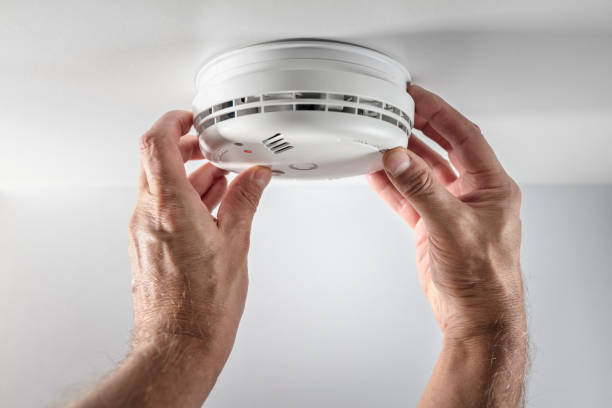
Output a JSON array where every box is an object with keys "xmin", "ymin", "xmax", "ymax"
[
  {"xmin": 442, "ymin": 321, "xmax": 527, "ymax": 368},
  {"xmin": 443, "ymin": 303, "xmax": 526, "ymax": 343},
  {"xmin": 422, "ymin": 328, "xmax": 527, "ymax": 408},
  {"xmin": 132, "ymin": 306, "xmax": 241, "ymax": 369},
  {"xmin": 437, "ymin": 319, "xmax": 528, "ymax": 405},
  {"xmin": 443, "ymin": 263, "xmax": 526, "ymax": 342},
  {"xmin": 130, "ymin": 331, "xmax": 228, "ymax": 380}
]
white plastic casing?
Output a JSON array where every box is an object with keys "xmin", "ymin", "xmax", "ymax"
[{"xmin": 192, "ymin": 39, "xmax": 414, "ymax": 179}]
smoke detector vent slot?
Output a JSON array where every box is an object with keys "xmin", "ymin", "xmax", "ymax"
[
  {"xmin": 296, "ymin": 92, "xmax": 326, "ymax": 99},
  {"xmin": 327, "ymin": 105, "xmax": 356, "ymax": 114},
  {"xmin": 384, "ymin": 103, "xmax": 401, "ymax": 115},
  {"xmin": 237, "ymin": 107, "xmax": 260, "ymax": 116},
  {"xmin": 381, "ymin": 114, "xmax": 397, "ymax": 125},
  {"xmin": 202, "ymin": 118, "xmax": 215, "ymax": 129},
  {"xmin": 263, "ymin": 133, "xmax": 282, "ymax": 143},
  {"xmin": 263, "ymin": 92, "xmax": 294, "ymax": 100},
  {"xmin": 296, "ymin": 104, "xmax": 325, "ymax": 111},
  {"xmin": 235, "ymin": 95, "xmax": 260, "ymax": 105},
  {"xmin": 359, "ymin": 97, "xmax": 383, "ymax": 108},
  {"xmin": 358, "ymin": 108, "xmax": 380, "ymax": 119},
  {"xmin": 329, "ymin": 94, "xmax": 357, "ymax": 102},
  {"xmin": 217, "ymin": 112, "xmax": 235, "ymax": 123},
  {"xmin": 275, "ymin": 145, "xmax": 294, "ymax": 153},
  {"xmin": 264, "ymin": 104, "xmax": 294, "ymax": 112},
  {"xmin": 213, "ymin": 100, "xmax": 233, "ymax": 112}
]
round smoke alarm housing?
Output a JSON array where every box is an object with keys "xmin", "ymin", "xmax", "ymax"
[{"xmin": 193, "ymin": 39, "xmax": 414, "ymax": 179}]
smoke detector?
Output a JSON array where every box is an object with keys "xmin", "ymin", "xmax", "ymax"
[{"xmin": 193, "ymin": 39, "xmax": 414, "ymax": 179}]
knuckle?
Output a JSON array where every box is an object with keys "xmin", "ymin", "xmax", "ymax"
[
  {"xmin": 400, "ymin": 167, "xmax": 435, "ymax": 198},
  {"xmin": 494, "ymin": 175, "xmax": 522, "ymax": 208},
  {"xmin": 235, "ymin": 186, "xmax": 260, "ymax": 213},
  {"xmin": 153, "ymin": 195, "xmax": 187, "ymax": 233},
  {"xmin": 128, "ymin": 213, "xmax": 139, "ymax": 239},
  {"xmin": 132, "ymin": 192, "xmax": 188, "ymax": 235},
  {"xmin": 508, "ymin": 178, "xmax": 522, "ymax": 204},
  {"xmin": 159, "ymin": 110, "xmax": 193, "ymax": 132},
  {"xmin": 128, "ymin": 205, "xmax": 148, "ymax": 239},
  {"xmin": 471, "ymin": 121, "xmax": 482, "ymax": 135},
  {"xmin": 130, "ymin": 279, "xmax": 138, "ymax": 294},
  {"xmin": 139, "ymin": 131, "xmax": 160, "ymax": 152}
]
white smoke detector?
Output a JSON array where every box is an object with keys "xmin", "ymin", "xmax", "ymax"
[{"xmin": 193, "ymin": 39, "xmax": 414, "ymax": 179}]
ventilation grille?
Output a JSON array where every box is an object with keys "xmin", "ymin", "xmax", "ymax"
[
  {"xmin": 195, "ymin": 92, "xmax": 412, "ymax": 136},
  {"xmin": 262, "ymin": 133, "xmax": 293, "ymax": 154}
]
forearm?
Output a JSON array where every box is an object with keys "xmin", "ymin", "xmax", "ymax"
[
  {"xmin": 419, "ymin": 326, "xmax": 528, "ymax": 408},
  {"xmin": 70, "ymin": 335, "xmax": 224, "ymax": 408}
]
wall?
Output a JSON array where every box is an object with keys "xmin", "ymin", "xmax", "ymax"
[{"xmin": 1, "ymin": 184, "xmax": 610, "ymax": 407}]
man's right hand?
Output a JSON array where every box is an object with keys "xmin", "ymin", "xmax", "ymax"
[{"xmin": 367, "ymin": 85, "xmax": 527, "ymax": 407}]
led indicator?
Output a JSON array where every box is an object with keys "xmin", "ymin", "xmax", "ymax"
[{"xmin": 243, "ymin": 149, "xmax": 252, "ymax": 154}]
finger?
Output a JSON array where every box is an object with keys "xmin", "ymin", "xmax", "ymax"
[
  {"xmin": 217, "ymin": 166, "xmax": 272, "ymax": 238},
  {"xmin": 188, "ymin": 162, "xmax": 229, "ymax": 197},
  {"xmin": 408, "ymin": 85, "xmax": 503, "ymax": 176},
  {"xmin": 382, "ymin": 147, "xmax": 459, "ymax": 230},
  {"xmin": 413, "ymin": 114, "xmax": 451, "ymax": 151},
  {"xmin": 366, "ymin": 170, "xmax": 420, "ymax": 228},
  {"xmin": 178, "ymin": 134, "xmax": 205, "ymax": 162},
  {"xmin": 139, "ymin": 110, "xmax": 193, "ymax": 195},
  {"xmin": 413, "ymin": 113, "xmax": 466, "ymax": 174},
  {"xmin": 407, "ymin": 134, "xmax": 458, "ymax": 187},
  {"xmin": 202, "ymin": 176, "xmax": 228, "ymax": 211}
]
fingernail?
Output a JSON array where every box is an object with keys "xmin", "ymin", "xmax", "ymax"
[
  {"xmin": 384, "ymin": 148, "xmax": 411, "ymax": 177},
  {"xmin": 253, "ymin": 166, "xmax": 272, "ymax": 188}
]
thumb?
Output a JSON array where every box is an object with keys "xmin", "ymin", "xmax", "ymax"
[
  {"xmin": 382, "ymin": 147, "xmax": 458, "ymax": 227},
  {"xmin": 217, "ymin": 166, "xmax": 272, "ymax": 236}
]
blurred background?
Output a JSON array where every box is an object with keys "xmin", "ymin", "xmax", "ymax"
[{"xmin": 1, "ymin": 1, "xmax": 611, "ymax": 406}]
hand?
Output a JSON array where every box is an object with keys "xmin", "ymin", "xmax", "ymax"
[
  {"xmin": 367, "ymin": 85, "xmax": 527, "ymax": 407},
  {"xmin": 130, "ymin": 110, "xmax": 271, "ymax": 363},
  {"xmin": 72, "ymin": 110, "xmax": 271, "ymax": 408}
]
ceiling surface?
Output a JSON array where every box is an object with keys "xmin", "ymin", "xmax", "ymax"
[{"xmin": 2, "ymin": 0, "xmax": 612, "ymax": 187}]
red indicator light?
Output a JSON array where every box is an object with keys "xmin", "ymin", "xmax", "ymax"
[{"xmin": 243, "ymin": 149, "xmax": 252, "ymax": 154}]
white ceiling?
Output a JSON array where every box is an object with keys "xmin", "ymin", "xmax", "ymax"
[{"xmin": 2, "ymin": 0, "xmax": 612, "ymax": 187}]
